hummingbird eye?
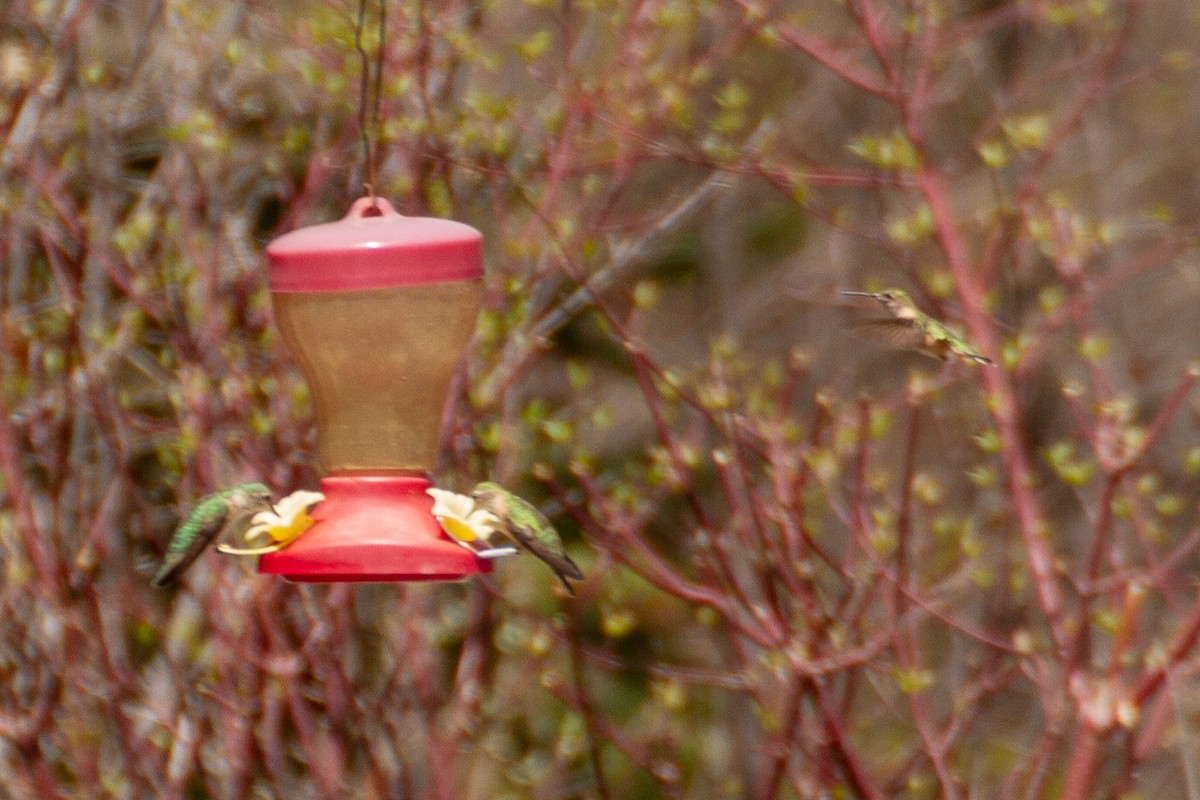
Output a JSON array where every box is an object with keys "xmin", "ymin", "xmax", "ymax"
[{"xmin": 881, "ymin": 293, "xmax": 894, "ymax": 300}]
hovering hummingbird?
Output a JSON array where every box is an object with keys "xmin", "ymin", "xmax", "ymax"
[
  {"xmin": 840, "ymin": 288, "xmax": 995, "ymax": 365},
  {"xmin": 470, "ymin": 482, "xmax": 585, "ymax": 595},
  {"xmin": 152, "ymin": 483, "xmax": 275, "ymax": 586}
]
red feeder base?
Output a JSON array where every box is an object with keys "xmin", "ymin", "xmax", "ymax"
[{"xmin": 258, "ymin": 473, "xmax": 490, "ymax": 582}]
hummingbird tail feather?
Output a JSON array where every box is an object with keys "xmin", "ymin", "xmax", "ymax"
[
  {"xmin": 151, "ymin": 561, "xmax": 182, "ymax": 587},
  {"xmin": 514, "ymin": 536, "xmax": 585, "ymax": 589},
  {"xmin": 536, "ymin": 548, "xmax": 585, "ymax": 584},
  {"xmin": 555, "ymin": 571, "xmax": 577, "ymax": 597},
  {"xmin": 152, "ymin": 546, "xmax": 209, "ymax": 585},
  {"xmin": 560, "ymin": 553, "xmax": 584, "ymax": 581}
]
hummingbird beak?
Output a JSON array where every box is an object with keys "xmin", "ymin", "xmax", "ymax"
[{"xmin": 839, "ymin": 291, "xmax": 879, "ymax": 298}]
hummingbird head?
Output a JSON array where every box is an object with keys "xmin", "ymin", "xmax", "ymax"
[
  {"xmin": 875, "ymin": 288, "xmax": 915, "ymax": 314},
  {"xmin": 842, "ymin": 288, "xmax": 915, "ymax": 318},
  {"xmin": 470, "ymin": 482, "xmax": 506, "ymax": 513},
  {"xmin": 231, "ymin": 483, "xmax": 274, "ymax": 511}
]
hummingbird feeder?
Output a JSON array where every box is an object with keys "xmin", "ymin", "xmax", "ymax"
[{"xmin": 257, "ymin": 196, "xmax": 487, "ymax": 582}]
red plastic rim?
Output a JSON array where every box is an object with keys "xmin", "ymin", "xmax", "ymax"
[{"xmin": 258, "ymin": 473, "xmax": 490, "ymax": 583}]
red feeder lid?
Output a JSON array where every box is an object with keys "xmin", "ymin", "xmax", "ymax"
[{"xmin": 268, "ymin": 197, "xmax": 483, "ymax": 292}]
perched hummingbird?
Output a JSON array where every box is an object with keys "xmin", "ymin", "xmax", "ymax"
[
  {"xmin": 152, "ymin": 483, "xmax": 275, "ymax": 586},
  {"xmin": 470, "ymin": 482, "xmax": 585, "ymax": 595},
  {"xmin": 840, "ymin": 288, "xmax": 995, "ymax": 365}
]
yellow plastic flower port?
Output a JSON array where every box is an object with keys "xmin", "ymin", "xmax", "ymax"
[
  {"xmin": 426, "ymin": 488, "xmax": 517, "ymax": 558},
  {"xmin": 217, "ymin": 489, "xmax": 325, "ymax": 556}
]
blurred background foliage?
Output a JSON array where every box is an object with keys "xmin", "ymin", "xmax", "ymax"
[{"xmin": 3, "ymin": 0, "xmax": 1200, "ymax": 798}]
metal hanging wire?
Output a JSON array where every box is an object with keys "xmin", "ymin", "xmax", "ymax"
[{"xmin": 355, "ymin": 0, "xmax": 387, "ymax": 208}]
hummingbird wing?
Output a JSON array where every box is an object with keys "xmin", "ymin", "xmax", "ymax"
[
  {"xmin": 921, "ymin": 318, "xmax": 995, "ymax": 365},
  {"xmin": 151, "ymin": 495, "xmax": 269, "ymax": 586},
  {"xmin": 504, "ymin": 513, "xmax": 585, "ymax": 595},
  {"xmin": 850, "ymin": 318, "xmax": 930, "ymax": 350},
  {"xmin": 152, "ymin": 502, "xmax": 230, "ymax": 586},
  {"xmin": 510, "ymin": 531, "xmax": 584, "ymax": 595},
  {"xmin": 222, "ymin": 507, "xmax": 262, "ymax": 546}
]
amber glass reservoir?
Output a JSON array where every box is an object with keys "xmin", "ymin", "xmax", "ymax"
[
  {"xmin": 273, "ymin": 281, "xmax": 480, "ymax": 471},
  {"xmin": 258, "ymin": 197, "xmax": 487, "ymax": 582}
]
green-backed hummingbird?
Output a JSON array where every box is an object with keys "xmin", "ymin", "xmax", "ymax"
[
  {"xmin": 152, "ymin": 483, "xmax": 274, "ymax": 586},
  {"xmin": 841, "ymin": 288, "xmax": 994, "ymax": 365},
  {"xmin": 470, "ymin": 482, "xmax": 584, "ymax": 595}
]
